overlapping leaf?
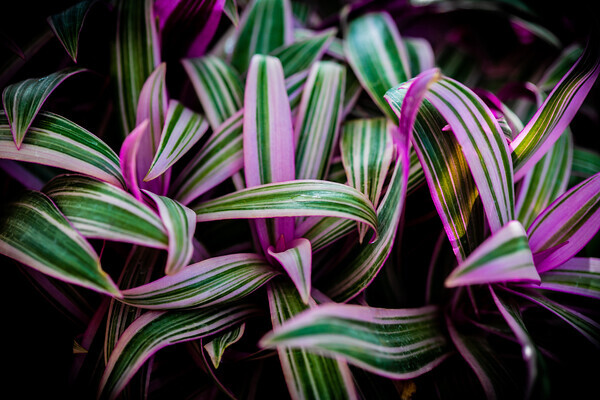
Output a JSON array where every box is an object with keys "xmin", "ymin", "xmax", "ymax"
[
  {"xmin": 270, "ymin": 28, "xmax": 336, "ymax": 78},
  {"xmin": 268, "ymin": 238, "xmax": 312, "ymax": 303},
  {"xmin": 525, "ymin": 257, "xmax": 600, "ymax": 299},
  {"xmin": 204, "ymin": 323, "xmax": 245, "ymax": 368}
]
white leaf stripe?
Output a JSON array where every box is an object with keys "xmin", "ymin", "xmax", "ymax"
[
  {"xmin": 0, "ymin": 191, "xmax": 121, "ymax": 297},
  {"xmin": 268, "ymin": 238, "xmax": 312, "ymax": 304},
  {"xmin": 121, "ymin": 253, "xmax": 278, "ymax": 309},
  {"xmin": 270, "ymin": 28, "xmax": 336, "ymax": 78},
  {"xmin": 296, "ymin": 217, "xmax": 355, "ymax": 253},
  {"xmin": 182, "ymin": 56, "xmax": 243, "ymax": 130},
  {"xmin": 44, "ymin": 175, "xmax": 168, "ymax": 249},
  {"xmin": 46, "ymin": 0, "xmax": 94, "ymax": 62},
  {"xmin": 0, "ymin": 111, "xmax": 125, "ymax": 188},
  {"xmin": 194, "ymin": 180, "xmax": 378, "ymax": 236},
  {"xmin": 426, "ymin": 77, "xmax": 514, "ymax": 232},
  {"xmin": 144, "ymin": 191, "xmax": 196, "ymax": 275},
  {"xmin": 2, "ymin": 67, "xmax": 86, "ymax": 147},
  {"xmin": 262, "ymin": 302, "xmax": 450, "ymax": 379},
  {"xmin": 98, "ymin": 304, "xmax": 260, "ymax": 400},
  {"xmin": 530, "ymin": 257, "xmax": 600, "ymax": 299},
  {"xmin": 294, "ymin": 61, "xmax": 345, "ymax": 181},
  {"xmin": 204, "ymin": 323, "xmax": 246, "ymax": 368},
  {"xmin": 145, "ymin": 100, "xmax": 209, "ymax": 181}
]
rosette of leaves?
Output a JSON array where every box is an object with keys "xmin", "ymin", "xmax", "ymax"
[{"xmin": 1, "ymin": 0, "xmax": 599, "ymax": 399}]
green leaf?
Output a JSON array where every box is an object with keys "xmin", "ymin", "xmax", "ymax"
[
  {"xmin": 121, "ymin": 253, "xmax": 278, "ymax": 309},
  {"xmin": 223, "ymin": 0, "xmax": 239, "ymax": 26},
  {"xmin": 98, "ymin": 304, "xmax": 260, "ymax": 400},
  {"xmin": 0, "ymin": 191, "xmax": 120, "ymax": 297},
  {"xmin": 47, "ymin": 0, "xmax": 95, "ymax": 62},
  {"xmin": 266, "ymin": 281, "xmax": 358, "ymax": 400},
  {"xmin": 344, "ymin": 12, "xmax": 411, "ymax": 121},
  {"xmin": 262, "ymin": 300, "xmax": 450, "ymax": 379},
  {"xmin": 230, "ymin": 0, "xmax": 292, "ymax": 73},
  {"xmin": 270, "ymin": 28, "xmax": 336, "ymax": 78},
  {"xmin": 44, "ymin": 174, "xmax": 168, "ymax": 249},
  {"xmin": 2, "ymin": 67, "xmax": 86, "ymax": 147},
  {"xmin": 204, "ymin": 323, "xmax": 245, "ymax": 368},
  {"xmin": 0, "ymin": 111, "xmax": 125, "ymax": 189},
  {"xmin": 268, "ymin": 238, "xmax": 312, "ymax": 304}
]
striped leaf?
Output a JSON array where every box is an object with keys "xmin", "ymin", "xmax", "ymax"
[
  {"xmin": 266, "ymin": 281, "xmax": 358, "ymax": 400},
  {"xmin": 119, "ymin": 120, "xmax": 149, "ymax": 200},
  {"xmin": 43, "ymin": 174, "xmax": 168, "ymax": 249},
  {"xmin": 121, "ymin": 253, "xmax": 277, "ymax": 309},
  {"xmin": 0, "ymin": 191, "xmax": 120, "ymax": 297},
  {"xmin": 0, "ymin": 111, "xmax": 125, "ymax": 188},
  {"xmin": 524, "ymin": 257, "xmax": 600, "ymax": 299},
  {"xmin": 340, "ymin": 118, "xmax": 394, "ymax": 241},
  {"xmin": 243, "ymin": 54, "xmax": 296, "ymax": 253},
  {"xmin": 204, "ymin": 323, "xmax": 245, "ymax": 368},
  {"xmin": 194, "ymin": 180, "xmax": 378, "ymax": 237},
  {"xmin": 230, "ymin": 0, "xmax": 292, "ymax": 74},
  {"xmin": 405, "ymin": 37, "xmax": 435, "ymax": 77},
  {"xmin": 537, "ymin": 44, "xmax": 583, "ymax": 91},
  {"xmin": 114, "ymin": 0, "xmax": 160, "ymax": 135},
  {"xmin": 2, "ymin": 67, "xmax": 86, "ymax": 148},
  {"xmin": 145, "ymin": 100, "xmax": 209, "ymax": 182},
  {"xmin": 271, "ymin": 28, "xmax": 336, "ymax": 78},
  {"xmin": 171, "ymin": 110, "xmax": 244, "ymax": 205},
  {"xmin": 296, "ymin": 217, "xmax": 355, "ymax": 253},
  {"xmin": 268, "ymin": 238, "xmax": 312, "ymax": 304},
  {"xmin": 144, "ymin": 191, "xmax": 196, "ymax": 275},
  {"xmin": 47, "ymin": 0, "xmax": 95, "ymax": 62},
  {"xmin": 182, "ymin": 56, "xmax": 243, "ymax": 130},
  {"xmin": 344, "ymin": 12, "xmax": 411, "ymax": 121},
  {"xmin": 262, "ymin": 301, "xmax": 450, "ymax": 379},
  {"xmin": 424, "ymin": 77, "xmax": 515, "ymax": 233},
  {"xmin": 98, "ymin": 304, "xmax": 259, "ymax": 400},
  {"xmin": 515, "ymin": 129, "xmax": 573, "ymax": 229},
  {"xmin": 223, "ymin": 0, "xmax": 239, "ymax": 26},
  {"xmin": 527, "ymin": 172, "xmax": 600, "ymax": 273},
  {"xmin": 570, "ymin": 146, "xmax": 600, "ymax": 186},
  {"xmin": 489, "ymin": 286, "xmax": 539, "ymax": 398},
  {"xmin": 445, "ymin": 221, "xmax": 540, "ymax": 287},
  {"xmin": 511, "ymin": 40, "xmax": 600, "ymax": 179},
  {"xmin": 386, "ymin": 79, "xmax": 485, "ymax": 261},
  {"xmin": 294, "ymin": 61, "xmax": 345, "ymax": 181},
  {"xmin": 135, "ymin": 62, "xmax": 169, "ymax": 196}
]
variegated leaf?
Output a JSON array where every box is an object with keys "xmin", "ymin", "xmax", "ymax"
[
  {"xmin": 44, "ymin": 174, "xmax": 168, "ymax": 249},
  {"xmin": 145, "ymin": 100, "xmax": 209, "ymax": 182},
  {"xmin": 266, "ymin": 281, "xmax": 358, "ymax": 400},
  {"xmin": 262, "ymin": 301, "xmax": 450, "ymax": 379},
  {"xmin": 204, "ymin": 323, "xmax": 245, "ymax": 368},
  {"xmin": 144, "ymin": 191, "xmax": 196, "ymax": 275},
  {"xmin": 570, "ymin": 146, "xmax": 600, "ymax": 186},
  {"xmin": 223, "ymin": 0, "xmax": 239, "ymax": 26},
  {"xmin": 528, "ymin": 172, "xmax": 600, "ymax": 273},
  {"xmin": 0, "ymin": 111, "xmax": 125, "ymax": 188},
  {"xmin": 98, "ymin": 304, "xmax": 259, "ymax": 400},
  {"xmin": 523, "ymin": 257, "xmax": 600, "ymax": 299},
  {"xmin": 296, "ymin": 216, "xmax": 355, "ymax": 253},
  {"xmin": 121, "ymin": 253, "xmax": 277, "ymax": 309},
  {"xmin": 271, "ymin": 28, "xmax": 336, "ymax": 78},
  {"xmin": 2, "ymin": 67, "xmax": 86, "ymax": 148},
  {"xmin": 0, "ymin": 191, "xmax": 121, "ymax": 297},
  {"xmin": 47, "ymin": 0, "xmax": 95, "ymax": 62},
  {"xmin": 268, "ymin": 238, "xmax": 312, "ymax": 304},
  {"xmin": 404, "ymin": 37, "xmax": 435, "ymax": 77}
]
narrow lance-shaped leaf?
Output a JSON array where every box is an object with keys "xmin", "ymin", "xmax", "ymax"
[
  {"xmin": 262, "ymin": 302, "xmax": 450, "ymax": 379},
  {"xmin": 182, "ymin": 56, "xmax": 243, "ymax": 130},
  {"xmin": 270, "ymin": 28, "xmax": 336, "ymax": 79},
  {"xmin": 98, "ymin": 304, "xmax": 260, "ymax": 400},
  {"xmin": 243, "ymin": 54, "xmax": 296, "ymax": 253},
  {"xmin": 194, "ymin": 180, "xmax": 378, "ymax": 237},
  {"xmin": 144, "ymin": 191, "xmax": 196, "ymax": 275},
  {"xmin": 223, "ymin": 0, "xmax": 239, "ymax": 26},
  {"xmin": 266, "ymin": 281, "xmax": 358, "ymax": 400},
  {"xmin": 44, "ymin": 174, "xmax": 168, "ymax": 249},
  {"xmin": 135, "ymin": 62, "xmax": 169, "ymax": 196},
  {"xmin": 2, "ymin": 67, "xmax": 86, "ymax": 148},
  {"xmin": 296, "ymin": 216, "xmax": 355, "ymax": 253},
  {"xmin": 340, "ymin": 118, "xmax": 394, "ymax": 241},
  {"xmin": 121, "ymin": 253, "xmax": 278, "ymax": 309},
  {"xmin": 570, "ymin": 146, "xmax": 600, "ymax": 186},
  {"xmin": 294, "ymin": 61, "xmax": 345, "ymax": 181},
  {"xmin": 489, "ymin": 286, "xmax": 539, "ymax": 398},
  {"xmin": 119, "ymin": 120, "xmax": 149, "ymax": 200},
  {"xmin": 516, "ymin": 129, "xmax": 573, "ymax": 229},
  {"xmin": 324, "ymin": 69, "xmax": 440, "ymax": 302},
  {"xmin": 522, "ymin": 257, "xmax": 600, "ymax": 299},
  {"xmin": 344, "ymin": 12, "xmax": 411, "ymax": 121},
  {"xmin": 528, "ymin": 172, "xmax": 600, "ymax": 273},
  {"xmin": 145, "ymin": 100, "xmax": 209, "ymax": 182},
  {"xmin": 511, "ymin": 39, "xmax": 600, "ymax": 179},
  {"xmin": 114, "ymin": 0, "xmax": 160, "ymax": 135},
  {"xmin": 0, "ymin": 191, "xmax": 121, "ymax": 297},
  {"xmin": 47, "ymin": 0, "xmax": 95, "ymax": 62},
  {"xmin": 386, "ymin": 77, "xmax": 485, "ymax": 261},
  {"xmin": 204, "ymin": 323, "xmax": 245, "ymax": 368},
  {"xmin": 230, "ymin": 0, "xmax": 293, "ymax": 73},
  {"xmin": 0, "ymin": 111, "xmax": 125, "ymax": 188},
  {"xmin": 268, "ymin": 238, "xmax": 312, "ymax": 304},
  {"xmin": 424, "ymin": 76, "xmax": 515, "ymax": 233},
  {"xmin": 404, "ymin": 37, "xmax": 435, "ymax": 77}
]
